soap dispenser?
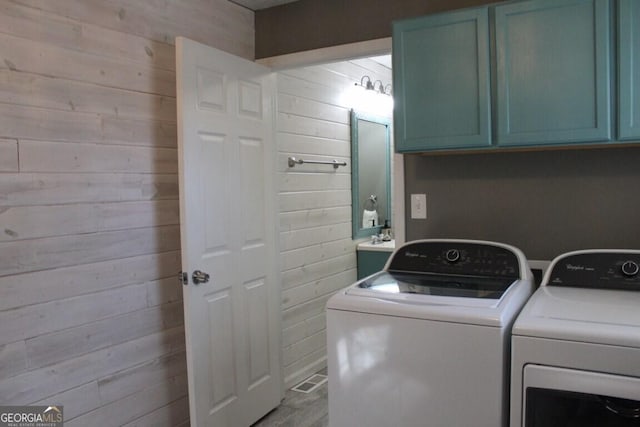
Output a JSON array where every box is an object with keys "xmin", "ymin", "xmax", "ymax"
[{"xmin": 381, "ymin": 220, "xmax": 392, "ymax": 241}]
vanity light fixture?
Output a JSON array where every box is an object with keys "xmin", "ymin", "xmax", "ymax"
[
  {"xmin": 356, "ymin": 76, "xmax": 392, "ymax": 96},
  {"xmin": 343, "ymin": 76, "xmax": 393, "ymax": 116}
]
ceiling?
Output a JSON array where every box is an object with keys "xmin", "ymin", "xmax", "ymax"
[
  {"xmin": 370, "ymin": 55, "xmax": 392, "ymax": 69},
  {"xmin": 229, "ymin": 0, "xmax": 300, "ymax": 10}
]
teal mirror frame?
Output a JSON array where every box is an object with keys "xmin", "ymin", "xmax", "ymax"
[{"xmin": 351, "ymin": 109, "xmax": 392, "ymax": 239}]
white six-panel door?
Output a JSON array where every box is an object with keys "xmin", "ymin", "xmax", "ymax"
[{"xmin": 176, "ymin": 37, "xmax": 282, "ymax": 427}]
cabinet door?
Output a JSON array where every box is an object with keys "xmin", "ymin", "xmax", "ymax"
[
  {"xmin": 618, "ymin": 0, "xmax": 640, "ymax": 140},
  {"xmin": 393, "ymin": 8, "xmax": 491, "ymax": 152},
  {"xmin": 495, "ymin": 0, "xmax": 611, "ymax": 146},
  {"xmin": 357, "ymin": 251, "xmax": 392, "ymax": 280}
]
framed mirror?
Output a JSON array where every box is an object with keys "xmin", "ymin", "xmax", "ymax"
[{"xmin": 351, "ymin": 109, "xmax": 392, "ymax": 239}]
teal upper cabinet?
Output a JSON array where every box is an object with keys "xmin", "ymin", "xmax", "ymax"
[
  {"xmin": 494, "ymin": 0, "xmax": 612, "ymax": 146},
  {"xmin": 618, "ymin": 0, "xmax": 640, "ymax": 140},
  {"xmin": 393, "ymin": 8, "xmax": 492, "ymax": 152}
]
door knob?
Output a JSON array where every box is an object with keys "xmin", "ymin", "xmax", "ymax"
[{"xmin": 192, "ymin": 270, "xmax": 210, "ymax": 284}]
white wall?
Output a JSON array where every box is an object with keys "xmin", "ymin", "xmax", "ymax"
[
  {"xmin": 0, "ymin": 0, "xmax": 398, "ymax": 416},
  {"xmin": 276, "ymin": 58, "xmax": 393, "ymax": 386},
  {"xmin": 0, "ymin": 1, "xmax": 253, "ymax": 425}
]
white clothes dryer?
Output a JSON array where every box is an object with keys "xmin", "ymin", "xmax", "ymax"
[
  {"xmin": 510, "ymin": 249, "xmax": 640, "ymax": 427},
  {"xmin": 327, "ymin": 239, "xmax": 534, "ymax": 427}
]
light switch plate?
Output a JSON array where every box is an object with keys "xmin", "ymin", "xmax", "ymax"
[{"xmin": 410, "ymin": 194, "xmax": 427, "ymax": 219}]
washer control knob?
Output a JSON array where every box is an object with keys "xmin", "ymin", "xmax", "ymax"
[
  {"xmin": 621, "ymin": 261, "xmax": 639, "ymax": 277},
  {"xmin": 445, "ymin": 249, "xmax": 460, "ymax": 263}
]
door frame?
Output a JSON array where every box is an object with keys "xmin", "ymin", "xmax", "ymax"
[{"xmin": 258, "ymin": 37, "xmax": 406, "ymax": 246}]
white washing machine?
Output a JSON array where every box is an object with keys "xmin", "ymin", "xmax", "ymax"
[
  {"xmin": 327, "ymin": 239, "xmax": 534, "ymax": 427},
  {"xmin": 510, "ymin": 249, "xmax": 640, "ymax": 427}
]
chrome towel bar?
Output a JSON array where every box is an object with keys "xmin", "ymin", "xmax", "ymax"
[{"xmin": 287, "ymin": 156, "xmax": 347, "ymax": 169}]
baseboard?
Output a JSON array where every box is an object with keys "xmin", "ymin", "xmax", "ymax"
[{"xmin": 284, "ymin": 356, "xmax": 327, "ymax": 389}]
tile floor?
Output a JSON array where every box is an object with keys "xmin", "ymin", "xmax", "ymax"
[{"xmin": 252, "ymin": 371, "xmax": 328, "ymax": 427}]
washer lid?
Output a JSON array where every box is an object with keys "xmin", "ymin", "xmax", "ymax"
[
  {"xmin": 328, "ymin": 271, "xmax": 533, "ymax": 327},
  {"xmin": 513, "ymin": 286, "xmax": 640, "ymax": 348},
  {"xmin": 349, "ymin": 271, "xmax": 515, "ymax": 301}
]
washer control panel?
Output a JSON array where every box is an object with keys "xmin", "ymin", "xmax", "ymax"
[
  {"xmin": 388, "ymin": 241, "xmax": 521, "ymax": 278},
  {"xmin": 621, "ymin": 260, "xmax": 640, "ymax": 277},
  {"xmin": 548, "ymin": 251, "xmax": 640, "ymax": 290}
]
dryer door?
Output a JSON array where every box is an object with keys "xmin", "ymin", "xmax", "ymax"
[{"xmin": 523, "ymin": 365, "xmax": 640, "ymax": 426}]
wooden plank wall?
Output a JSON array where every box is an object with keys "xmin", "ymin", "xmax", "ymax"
[
  {"xmin": 0, "ymin": 1, "xmax": 253, "ymax": 425},
  {"xmin": 277, "ymin": 58, "xmax": 392, "ymax": 387}
]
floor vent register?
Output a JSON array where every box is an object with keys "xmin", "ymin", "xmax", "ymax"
[{"xmin": 290, "ymin": 373, "xmax": 328, "ymax": 394}]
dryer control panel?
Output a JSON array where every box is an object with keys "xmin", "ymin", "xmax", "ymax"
[
  {"xmin": 387, "ymin": 241, "xmax": 521, "ymax": 278},
  {"xmin": 547, "ymin": 251, "xmax": 640, "ymax": 290}
]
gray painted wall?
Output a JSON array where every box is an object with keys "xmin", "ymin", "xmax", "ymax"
[
  {"xmin": 404, "ymin": 146, "xmax": 640, "ymax": 260},
  {"xmin": 256, "ymin": 0, "xmax": 505, "ymax": 58}
]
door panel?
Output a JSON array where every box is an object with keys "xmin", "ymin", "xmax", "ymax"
[
  {"xmin": 495, "ymin": 0, "xmax": 612, "ymax": 146},
  {"xmin": 618, "ymin": 0, "xmax": 640, "ymax": 140},
  {"xmin": 176, "ymin": 37, "xmax": 282, "ymax": 427},
  {"xmin": 197, "ymin": 68, "xmax": 226, "ymax": 112},
  {"xmin": 393, "ymin": 7, "xmax": 492, "ymax": 151},
  {"xmin": 200, "ymin": 132, "xmax": 231, "ymax": 253},
  {"xmin": 239, "ymin": 138, "xmax": 266, "ymax": 244},
  {"xmin": 245, "ymin": 280, "xmax": 270, "ymax": 386},
  {"xmin": 523, "ymin": 365, "xmax": 640, "ymax": 426},
  {"xmin": 207, "ymin": 290, "xmax": 236, "ymax": 409}
]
